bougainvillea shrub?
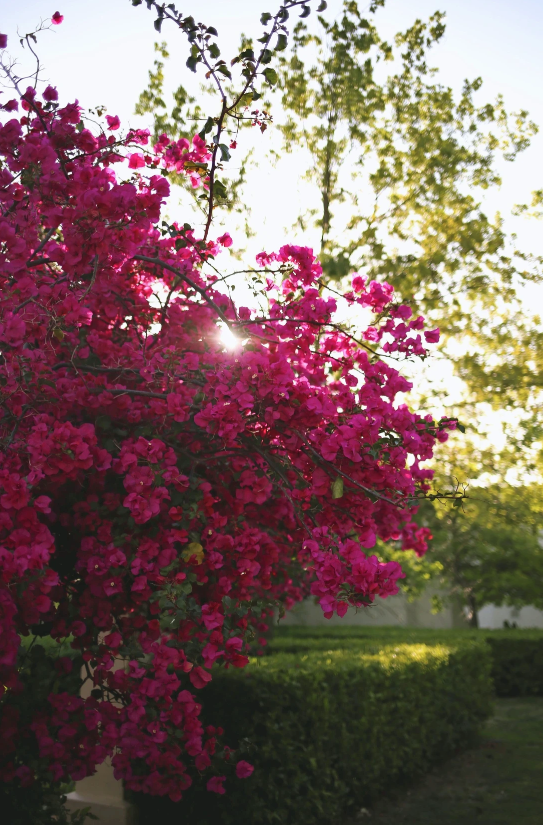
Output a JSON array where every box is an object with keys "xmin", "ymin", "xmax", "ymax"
[{"xmin": 0, "ymin": 2, "xmax": 457, "ymax": 805}]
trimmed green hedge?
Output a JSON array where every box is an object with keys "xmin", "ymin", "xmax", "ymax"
[
  {"xmin": 486, "ymin": 636, "xmax": 543, "ymax": 696},
  {"xmin": 135, "ymin": 640, "xmax": 492, "ymax": 825},
  {"xmin": 268, "ymin": 627, "xmax": 543, "ymax": 697}
]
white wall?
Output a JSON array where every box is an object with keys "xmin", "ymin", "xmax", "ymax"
[
  {"xmin": 281, "ymin": 588, "xmax": 467, "ymax": 629},
  {"xmin": 478, "ymin": 604, "xmax": 543, "ymax": 629},
  {"xmin": 283, "ymin": 593, "xmax": 543, "ymax": 630}
]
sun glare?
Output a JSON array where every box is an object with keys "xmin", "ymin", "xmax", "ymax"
[{"xmin": 219, "ymin": 324, "xmax": 241, "ymax": 351}]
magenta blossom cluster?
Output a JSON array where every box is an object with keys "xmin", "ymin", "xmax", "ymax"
[{"xmin": 0, "ymin": 85, "xmax": 453, "ymax": 800}]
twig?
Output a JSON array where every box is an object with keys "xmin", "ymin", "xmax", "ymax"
[
  {"xmin": 133, "ymin": 255, "xmax": 234, "ymax": 329},
  {"xmin": 26, "ymin": 226, "xmax": 58, "ymax": 264}
]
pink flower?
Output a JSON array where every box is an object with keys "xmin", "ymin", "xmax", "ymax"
[
  {"xmin": 424, "ymin": 328, "xmax": 440, "ymax": 343},
  {"xmin": 51, "ymin": 11, "xmax": 64, "ymax": 25},
  {"xmin": 200, "ymin": 604, "xmax": 224, "ymax": 630},
  {"xmin": 34, "ymin": 595, "xmax": 51, "ymax": 613},
  {"xmin": 225, "ymin": 636, "xmax": 243, "ymax": 653},
  {"xmin": 217, "ymin": 232, "xmax": 233, "ymax": 247},
  {"xmin": 15, "ymin": 765, "xmax": 34, "ymax": 787},
  {"xmin": 71, "ymin": 621, "xmax": 86, "ymax": 637},
  {"xmin": 190, "ymin": 666, "xmax": 212, "ymax": 689},
  {"xmin": 34, "ymin": 496, "xmax": 52, "ymax": 513},
  {"xmin": 128, "ymin": 153, "xmax": 146, "ymax": 169},
  {"xmin": 352, "ymin": 274, "xmax": 366, "ymax": 292},
  {"xmin": 106, "ymin": 115, "xmax": 120, "ymax": 131},
  {"xmin": 103, "ymin": 578, "xmax": 123, "ymax": 596},
  {"xmin": 195, "ymin": 752, "xmax": 211, "ymax": 770},
  {"xmin": 391, "ymin": 304, "xmax": 412, "ymax": 320},
  {"xmin": 0, "ymin": 34, "xmax": 7, "ymax": 49},
  {"xmin": 206, "ymin": 775, "xmax": 226, "ymax": 794},
  {"xmin": 235, "ymin": 760, "xmax": 254, "ymax": 779},
  {"xmin": 42, "ymin": 86, "xmax": 58, "ymax": 102}
]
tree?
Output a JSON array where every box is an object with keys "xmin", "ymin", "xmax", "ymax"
[
  {"xmin": 416, "ymin": 444, "xmax": 543, "ymax": 627},
  {"xmin": 0, "ymin": 1, "xmax": 458, "ymax": 817},
  {"xmin": 271, "ymin": 0, "xmax": 543, "ymax": 615},
  {"xmin": 276, "ymin": 2, "xmax": 540, "ymax": 336}
]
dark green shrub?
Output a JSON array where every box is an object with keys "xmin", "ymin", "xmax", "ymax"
[
  {"xmin": 0, "ymin": 639, "xmax": 91, "ymax": 825},
  {"xmin": 134, "ymin": 641, "xmax": 492, "ymax": 825},
  {"xmin": 486, "ymin": 636, "xmax": 543, "ymax": 696}
]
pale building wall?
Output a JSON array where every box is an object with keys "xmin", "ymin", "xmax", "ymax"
[
  {"xmin": 479, "ymin": 603, "xmax": 543, "ymax": 629},
  {"xmin": 280, "ymin": 586, "xmax": 468, "ymax": 629},
  {"xmin": 66, "ymin": 761, "xmax": 134, "ymax": 825},
  {"xmin": 65, "ymin": 660, "xmax": 134, "ymax": 824},
  {"xmin": 282, "ymin": 592, "xmax": 543, "ymax": 630}
]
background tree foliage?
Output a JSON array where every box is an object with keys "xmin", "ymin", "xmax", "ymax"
[
  {"xmin": 419, "ymin": 474, "xmax": 543, "ymax": 626},
  {"xmin": 275, "ymin": 2, "xmax": 539, "ymax": 336},
  {"xmin": 135, "ymin": 0, "xmax": 543, "ymax": 623},
  {"xmin": 273, "ymin": 0, "xmax": 543, "ymax": 624}
]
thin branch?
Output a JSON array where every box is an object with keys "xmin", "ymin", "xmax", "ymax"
[
  {"xmin": 86, "ymin": 387, "xmax": 167, "ymax": 400},
  {"xmin": 81, "ymin": 255, "xmax": 99, "ymax": 298},
  {"xmin": 26, "ymin": 257, "xmax": 55, "ymax": 268},
  {"xmin": 133, "ymin": 255, "xmax": 233, "ymax": 328},
  {"xmin": 26, "ymin": 226, "xmax": 58, "ymax": 264},
  {"xmin": 4, "ymin": 406, "xmax": 28, "ymax": 448}
]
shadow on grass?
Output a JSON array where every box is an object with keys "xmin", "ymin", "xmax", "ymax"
[{"xmin": 356, "ymin": 698, "xmax": 543, "ymax": 825}]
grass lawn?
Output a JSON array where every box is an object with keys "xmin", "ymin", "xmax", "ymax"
[{"xmin": 359, "ymin": 698, "xmax": 543, "ymax": 824}]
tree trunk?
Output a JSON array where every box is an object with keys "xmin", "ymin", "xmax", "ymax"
[
  {"xmin": 468, "ymin": 594, "xmax": 479, "ymax": 628},
  {"xmin": 320, "ymin": 143, "xmax": 332, "ymax": 253}
]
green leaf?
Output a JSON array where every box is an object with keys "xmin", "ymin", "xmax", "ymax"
[
  {"xmin": 95, "ymin": 415, "xmax": 112, "ymax": 431},
  {"xmin": 153, "ymin": 17, "xmax": 163, "ymax": 32},
  {"xmin": 186, "ymin": 56, "xmax": 199, "ymax": 73},
  {"xmin": 300, "ymin": 4, "xmax": 311, "ymax": 18},
  {"xmin": 260, "ymin": 12, "xmax": 272, "ymax": 25},
  {"xmin": 198, "ymin": 116, "xmax": 214, "ymax": 139},
  {"xmin": 331, "ymin": 476, "xmax": 344, "ymax": 499},
  {"xmin": 261, "ymin": 49, "xmax": 273, "ymax": 64},
  {"xmin": 218, "ymin": 143, "xmax": 231, "ymax": 162},
  {"xmin": 275, "ymin": 34, "xmax": 288, "ymax": 52},
  {"xmin": 208, "ymin": 43, "xmax": 220, "ymax": 59},
  {"xmin": 206, "ymin": 26, "xmax": 218, "ymax": 36},
  {"xmin": 217, "ymin": 64, "xmax": 232, "ymax": 79},
  {"xmin": 213, "ymin": 179, "xmax": 228, "ymax": 199},
  {"xmin": 317, "ymin": 0, "xmax": 328, "ymax": 10},
  {"xmin": 262, "ymin": 67, "xmax": 278, "ymax": 86}
]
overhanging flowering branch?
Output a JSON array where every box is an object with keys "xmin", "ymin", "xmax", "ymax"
[{"xmin": 0, "ymin": 0, "xmax": 462, "ymax": 805}]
